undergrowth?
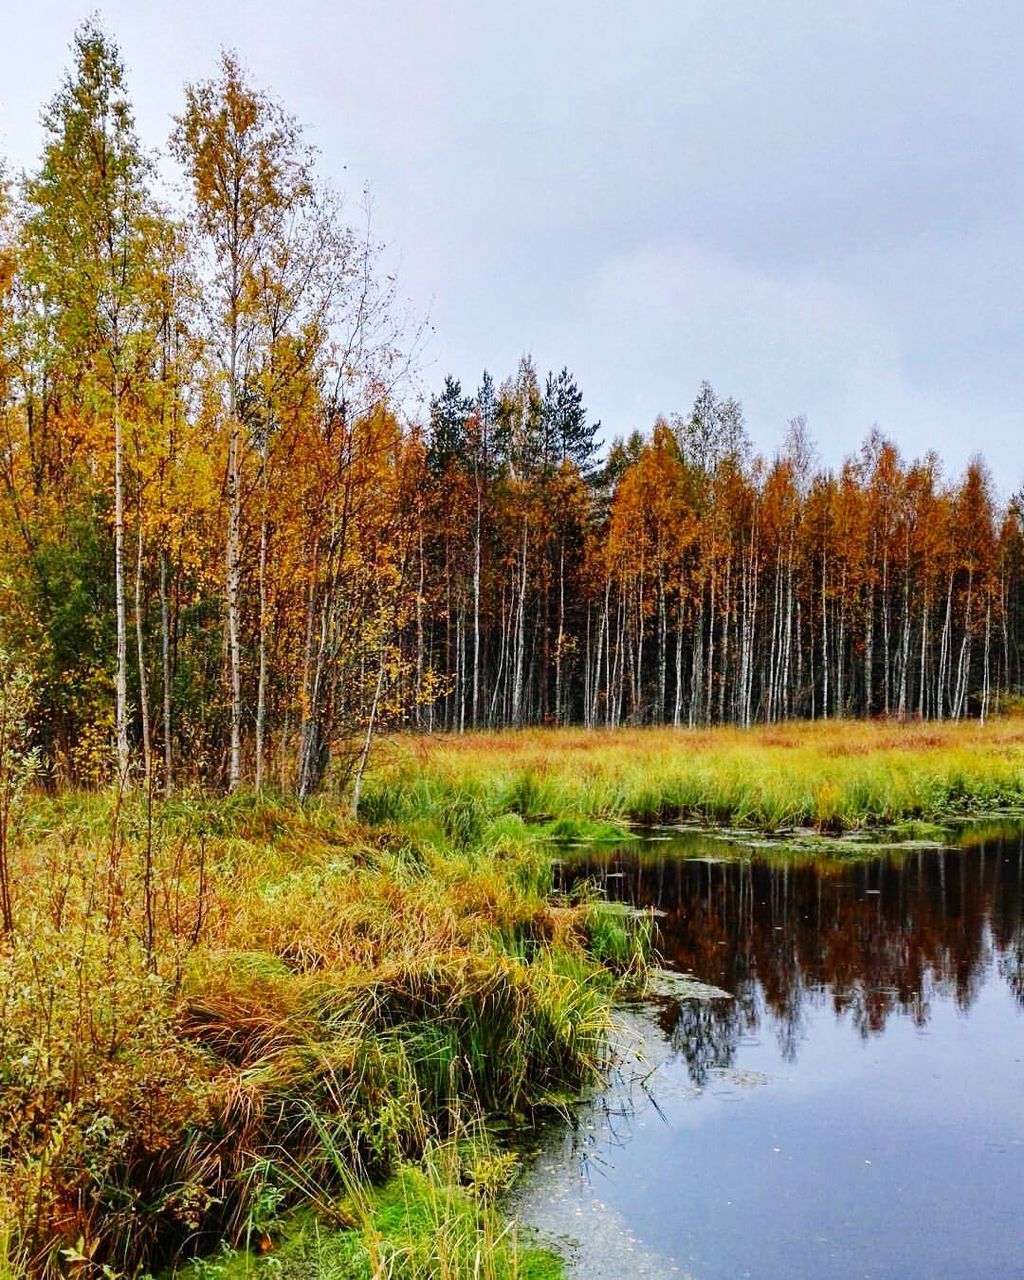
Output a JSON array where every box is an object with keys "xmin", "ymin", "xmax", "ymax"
[
  {"xmin": 170, "ymin": 1133, "xmax": 563, "ymax": 1280},
  {"xmin": 0, "ymin": 793, "xmax": 644, "ymax": 1278}
]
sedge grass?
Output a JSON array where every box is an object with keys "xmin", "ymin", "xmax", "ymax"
[
  {"xmin": 175, "ymin": 1143, "xmax": 562, "ymax": 1280},
  {"xmin": 363, "ymin": 717, "xmax": 1024, "ymax": 833},
  {"xmin": 0, "ymin": 794, "xmax": 639, "ymax": 1277}
]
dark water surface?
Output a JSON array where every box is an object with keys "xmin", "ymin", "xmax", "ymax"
[{"xmin": 513, "ymin": 826, "xmax": 1024, "ymax": 1279}]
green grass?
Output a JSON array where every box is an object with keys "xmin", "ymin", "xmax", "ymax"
[
  {"xmin": 0, "ymin": 794, "xmax": 641, "ymax": 1277},
  {"xmin": 172, "ymin": 1157, "xmax": 562, "ymax": 1280},
  {"xmin": 363, "ymin": 718, "xmax": 1024, "ymax": 833}
]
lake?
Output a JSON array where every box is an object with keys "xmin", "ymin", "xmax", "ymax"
[{"xmin": 511, "ymin": 824, "xmax": 1024, "ymax": 1279}]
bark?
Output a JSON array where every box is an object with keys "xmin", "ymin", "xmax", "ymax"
[
  {"xmin": 981, "ymin": 599, "xmax": 991, "ymax": 724},
  {"xmin": 113, "ymin": 396, "xmax": 130, "ymax": 784},
  {"xmin": 160, "ymin": 551, "xmax": 173, "ymax": 796},
  {"xmin": 134, "ymin": 517, "xmax": 151, "ymax": 785},
  {"xmin": 254, "ymin": 456, "xmax": 269, "ymax": 791},
  {"xmin": 918, "ymin": 591, "xmax": 929, "ymax": 720},
  {"xmin": 350, "ymin": 653, "xmax": 386, "ymax": 819},
  {"xmin": 821, "ymin": 547, "xmax": 829, "ymax": 718},
  {"xmin": 672, "ymin": 598, "xmax": 684, "ymax": 729},
  {"xmin": 415, "ymin": 523, "xmax": 425, "ymax": 726},
  {"xmin": 511, "ymin": 517, "xmax": 528, "ymax": 726},
  {"xmin": 555, "ymin": 544, "xmax": 566, "ymax": 725},
  {"xmin": 472, "ymin": 479, "xmax": 482, "ymax": 728},
  {"xmin": 226, "ymin": 284, "xmax": 242, "ymax": 791},
  {"xmin": 657, "ymin": 573, "xmax": 667, "ymax": 723}
]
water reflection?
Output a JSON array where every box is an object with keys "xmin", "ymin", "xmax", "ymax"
[
  {"xmin": 560, "ymin": 828, "xmax": 1024, "ymax": 1077},
  {"xmin": 517, "ymin": 828, "xmax": 1024, "ymax": 1279}
]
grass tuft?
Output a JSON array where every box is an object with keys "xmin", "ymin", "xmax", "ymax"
[{"xmin": 0, "ymin": 794, "xmax": 624, "ymax": 1276}]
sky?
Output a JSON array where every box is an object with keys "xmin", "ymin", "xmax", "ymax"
[{"xmin": 2, "ymin": 1, "xmax": 1022, "ymax": 484}]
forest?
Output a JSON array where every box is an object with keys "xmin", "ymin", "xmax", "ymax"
[
  {"xmin": 3, "ymin": 20, "xmax": 1024, "ymax": 1280},
  {"xmin": 1, "ymin": 23, "xmax": 1023, "ymax": 800}
]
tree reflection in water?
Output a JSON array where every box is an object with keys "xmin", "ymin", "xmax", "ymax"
[{"xmin": 560, "ymin": 827, "xmax": 1024, "ymax": 1082}]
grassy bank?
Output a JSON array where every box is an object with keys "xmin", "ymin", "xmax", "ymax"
[
  {"xmin": 6, "ymin": 717, "xmax": 1023, "ymax": 1276},
  {"xmin": 0, "ymin": 794, "xmax": 645, "ymax": 1278},
  {"xmin": 362, "ymin": 718, "xmax": 1024, "ymax": 833}
]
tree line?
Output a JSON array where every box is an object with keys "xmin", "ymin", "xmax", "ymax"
[
  {"xmin": 1, "ymin": 24, "xmax": 1022, "ymax": 794},
  {"xmin": 421, "ymin": 376, "xmax": 1022, "ymax": 736}
]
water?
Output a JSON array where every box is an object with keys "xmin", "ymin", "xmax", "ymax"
[{"xmin": 511, "ymin": 825, "xmax": 1024, "ymax": 1279}]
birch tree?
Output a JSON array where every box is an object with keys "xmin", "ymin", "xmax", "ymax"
[
  {"xmin": 173, "ymin": 52, "xmax": 312, "ymax": 790},
  {"xmin": 23, "ymin": 22, "xmax": 161, "ymax": 783}
]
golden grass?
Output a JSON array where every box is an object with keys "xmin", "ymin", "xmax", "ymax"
[
  {"xmin": 0, "ymin": 795, "xmax": 627, "ymax": 1277},
  {"xmin": 365, "ymin": 716, "xmax": 1024, "ymax": 832}
]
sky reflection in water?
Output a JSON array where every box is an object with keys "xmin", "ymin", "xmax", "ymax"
[{"xmin": 513, "ymin": 827, "xmax": 1024, "ymax": 1280}]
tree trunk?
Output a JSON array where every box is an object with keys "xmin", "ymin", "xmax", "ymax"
[
  {"xmin": 472, "ymin": 480, "xmax": 482, "ymax": 728},
  {"xmin": 981, "ymin": 599, "xmax": 991, "ymax": 724},
  {"xmin": 350, "ymin": 653, "xmax": 386, "ymax": 819},
  {"xmin": 918, "ymin": 590, "xmax": 929, "ymax": 719},
  {"xmin": 821, "ymin": 547, "xmax": 829, "ymax": 718},
  {"xmin": 938, "ymin": 569, "xmax": 954, "ymax": 720},
  {"xmin": 673, "ymin": 597, "xmax": 684, "ymax": 729},
  {"xmin": 113, "ymin": 396, "xmax": 130, "ymax": 784},
  {"xmin": 657, "ymin": 573, "xmax": 667, "ymax": 722},
  {"xmin": 226, "ymin": 307, "xmax": 242, "ymax": 790},
  {"xmin": 555, "ymin": 543, "xmax": 566, "ymax": 725},
  {"xmin": 160, "ymin": 551, "xmax": 173, "ymax": 796},
  {"xmin": 415, "ymin": 523, "xmax": 425, "ymax": 726},
  {"xmin": 511, "ymin": 517, "xmax": 528, "ymax": 726},
  {"xmin": 134, "ymin": 516, "xmax": 151, "ymax": 785},
  {"xmin": 255, "ymin": 456, "xmax": 269, "ymax": 791}
]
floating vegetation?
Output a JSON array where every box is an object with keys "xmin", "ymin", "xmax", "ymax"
[{"xmin": 647, "ymin": 968, "xmax": 733, "ymax": 1002}]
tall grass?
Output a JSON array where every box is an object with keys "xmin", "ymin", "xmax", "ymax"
[
  {"xmin": 363, "ymin": 718, "xmax": 1024, "ymax": 833},
  {"xmin": 0, "ymin": 794, "xmax": 637, "ymax": 1276},
  {"xmin": 0, "ymin": 1224, "xmax": 28, "ymax": 1280},
  {"xmin": 10, "ymin": 717, "xmax": 1012, "ymax": 1273},
  {"xmin": 229, "ymin": 1124, "xmax": 561, "ymax": 1280}
]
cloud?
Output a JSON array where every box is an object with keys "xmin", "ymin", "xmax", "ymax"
[
  {"xmin": 4, "ymin": 1, "xmax": 1022, "ymax": 492},
  {"xmin": 524, "ymin": 236, "xmax": 1022, "ymax": 487}
]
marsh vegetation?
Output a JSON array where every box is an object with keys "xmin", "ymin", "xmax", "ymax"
[
  {"xmin": 2, "ymin": 716, "xmax": 1023, "ymax": 1276},
  {"xmin": 364, "ymin": 717, "xmax": 1024, "ymax": 833},
  {"xmin": 0, "ymin": 791, "xmax": 648, "ymax": 1278}
]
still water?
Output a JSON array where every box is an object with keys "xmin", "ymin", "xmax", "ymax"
[{"xmin": 512, "ymin": 826, "xmax": 1024, "ymax": 1279}]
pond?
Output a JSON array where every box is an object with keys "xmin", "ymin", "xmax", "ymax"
[{"xmin": 510, "ymin": 824, "xmax": 1024, "ymax": 1279}]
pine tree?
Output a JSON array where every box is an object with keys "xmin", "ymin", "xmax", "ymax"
[
  {"xmin": 542, "ymin": 366, "xmax": 599, "ymax": 476},
  {"xmin": 427, "ymin": 375, "xmax": 472, "ymax": 475}
]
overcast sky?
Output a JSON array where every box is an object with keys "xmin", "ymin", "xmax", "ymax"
[{"xmin": 3, "ymin": 1, "xmax": 1022, "ymax": 483}]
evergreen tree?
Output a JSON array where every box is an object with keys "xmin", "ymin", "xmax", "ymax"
[
  {"xmin": 542, "ymin": 365, "xmax": 599, "ymax": 475},
  {"xmin": 427, "ymin": 374, "xmax": 472, "ymax": 475},
  {"xmin": 473, "ymin": 370, "xmax": 499, "ymax": 477}
]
